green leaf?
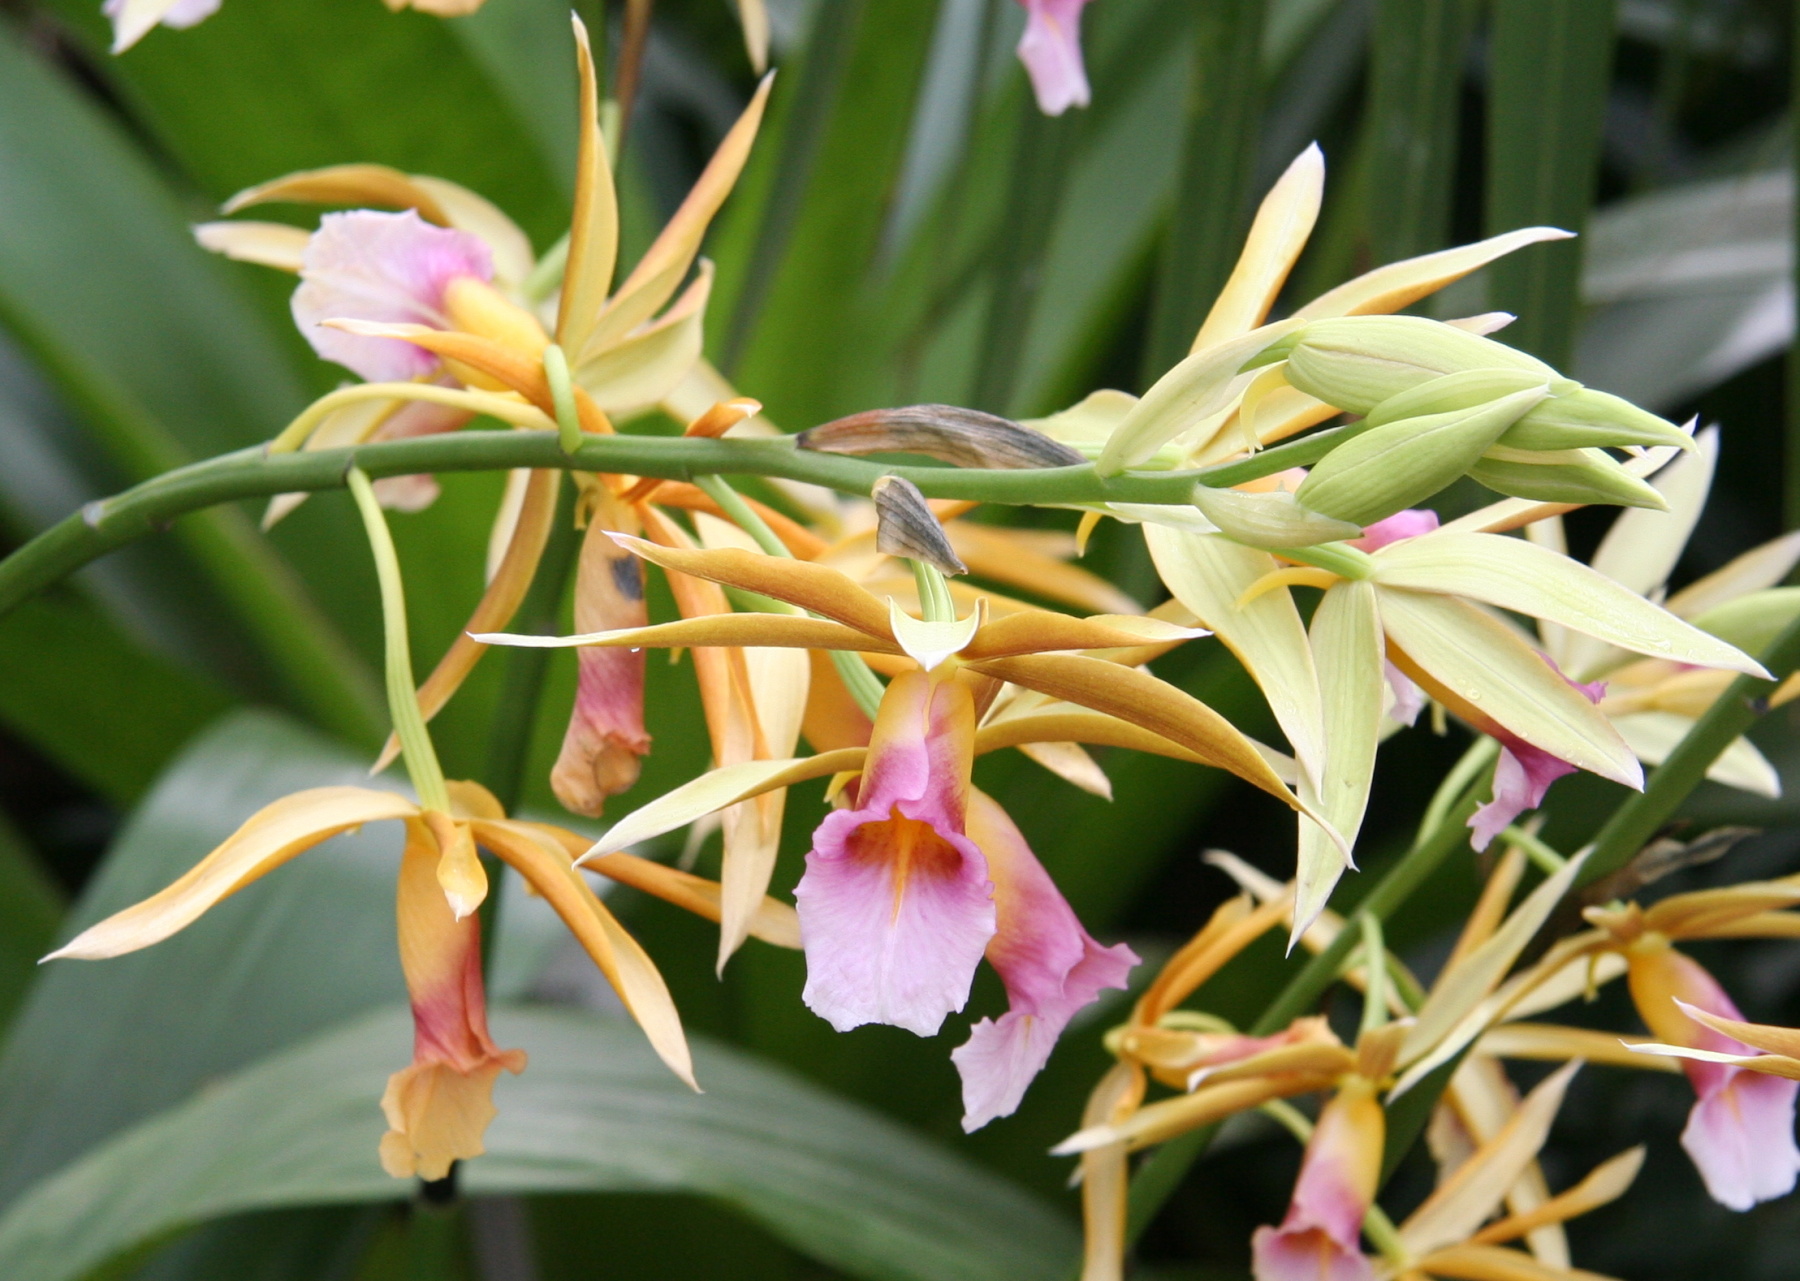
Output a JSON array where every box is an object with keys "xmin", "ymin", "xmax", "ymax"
[
  {"xmin": 0, "ymin": 24, "xmax": 382, "ymax": 743},
  {"xmin": 714, "ymin": 0, "xmax": 942, "ymax": 425},
  {"xmin": 1365, "ymin": 0, "xmax": 1478, "ymax": 262},
  {"xmin": 1484, "ymin": 0, "xmax": 1617, "ymax": 365},
  {"xmin": 0, "ymin": 593, "xmax": 231, "ymax": 805},
  {"xmin": 38, "ymin": 0, "xmax": 567, "ymax": 245},
  {"xmin": 1140, "ymin": 0, "xmax": 1267, "ymax": 379},
  {"xmin": 0, "ymin": 711, "xmax": 406, "ymax": 1211},
  {"xmin": 0, "ymin": 1005, "xmax": 1078, "ymax": 1281},
  {"xmin": 0, "ymin": 814, "xmax": 60, "ymax": 1038}
]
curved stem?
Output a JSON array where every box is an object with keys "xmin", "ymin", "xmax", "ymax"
[
  {"xmin": 0, "ymin": 430, "xmax": 1220, "ymax": 626},
  {"xmin": 346, "ymin": 468, "xmax": 449, "ymax": 814}
]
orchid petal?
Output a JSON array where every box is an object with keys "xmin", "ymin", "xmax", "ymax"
[
  {"xmin": 1471, "ymin": 1147, "xmax": 1646, "ymax": 1248},
  {"xmin": 1295, "ymin": 228, "xmax": 1574, "ymax": 321},
  {"xmin": 1399, "ymin": 1061, "xmax": 1580, "ymax": 1259},
  {"xmin": 45, "ymin": 787, "xmax": 417, "ymax": 961},
  {"xmin": 967, "ymin": 653, "xmax": 1306, "ymax": 809},
  {"xmin": 1611, "ymin": 712, "xmax": 1780, "ymax": 798},
  {"xmin": 952, "ymin": 791, "xmax": 1135, "ymax": 1129},
  {"xmin": 1371, "ymin": 532, "xmax": 1766, "ymax": 676},
  {"xmin": 1667, "ymin": 530, "xmax": 1800, "ymax": 619},
  {"xmin": 584, "ymin": 76, "xmax": 773, "ymax": 360},
  {"xmin": 1015, "ymin": 0, "xmax": 1092, "ymax": 115},
  {"xmin": 580, "ymin": 752, "xmax": 867, "ymax": 860},
  {"xmin": 796, "ymin": 672, "xmax": 994, "ymax": 1036},
  {"xmin": 1380, "ymin": 592, "xmax": 1641, "ymax": 788},
  {"xmin": 106, "ymin": 0, "xmax": 219, "ymax": 51},
  {"xmin": 611, "ymin": 535, "xmax": 896, "ymax": 637},
  {"xmin": 576, "ymin": 262, "xmax": 712, "ymax": 413},
  {"xmin": 1193, "ymin": 145, "xmax": 1325, "ymax": 351},
  {"xmin": 1393, "ymin": 852, "xmax": 1588, "ymax": 1087},
  {"xmin": 193, "ymin": 221, "xmax": 310, "ymax": 272},
  {"xmin": 556, "ymin": 16, "xmax": 621, "ymax": 357},
  {"xmin": 1078, "ymin": 1063, "xmax": 1144, "ymax": 1281},
  {"xmin": 471, "ymin": 820, "xmax": 696, "ymax": 1088},
  {"xmin": 478, "ymin": 614, "xmax": 894, "ymax": 654},
  {"xmin": 293, "ymin": 211, "xmax": 492, "ymax": 382},
  {"xmin": 947, "ymin": 522, "xmax": 1142, "ymax": 615},
  {"xmin": 960, "ymin": 610, "xmax": 1204, "ymax": 661}
]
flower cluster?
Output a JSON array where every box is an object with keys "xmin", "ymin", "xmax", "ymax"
[{"xmin": 47, "ymin": 16, "xmax": 1800, "ymax": 1281}]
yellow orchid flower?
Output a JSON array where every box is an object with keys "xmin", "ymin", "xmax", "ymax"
[{"xmin": 43, "ymin": 775, "xmax": 801, "ymax": 1176}]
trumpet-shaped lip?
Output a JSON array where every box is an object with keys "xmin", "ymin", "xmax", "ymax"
[
  {"xmin": 796, "ymin": 672, "xmax": 995, "ymax": 1037},
  {"xmin": 293, "ymin": 210, "xmax": 493, "ymax": 382},
  {"xmin": 951, "ymin": 790, "xmax": 1136, "ymax": 1130}
]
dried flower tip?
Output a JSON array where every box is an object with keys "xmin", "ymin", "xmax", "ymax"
[
  {"xmin": 872, "ymin": 475, "xmax": 968, "ymax": 575},
  {"xmin": 798, "ymin": 405, "xmax": 1086, "ymax": 470}
]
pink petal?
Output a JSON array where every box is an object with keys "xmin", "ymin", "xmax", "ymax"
[
  {"xmin": 796, "ymin": 671, "xmax": 995, "ymax": 1036},
  {"xmin": 1382, "ymin": 659, "xmax": 1423, "ymax": 727},
  {"xmin": 552, "ymin": 520, "xmax": 651, "ymax": 818},
  {"xmin": 1467, "ymin": 660, "xmax": 1604, "ymax": 851},
  {"xmin": 368, "ymin": 397, "xmax": 472, "ymax": 513},
  {"xmin": 292, "ymin": 210, "xmax": 492, "ymax": 382},
  {"xmin": 1682, "ymin": 1069, "xmax": 1800, "ymax": 1211},
  {"xmin": 1015, "ymin": 0, "xmax": 1092, "ymax": 116},
  {"xmin": 951, "ymin": 790, "xmax": 1136, "ymax": 1130},
  {"xmin": 1352, "ymin": 508, "xmax": 1439, "ymax": 552},
  {"xmin": 1252, "ymin": 1086, "xmax": 1382, "ymax": 1281}
]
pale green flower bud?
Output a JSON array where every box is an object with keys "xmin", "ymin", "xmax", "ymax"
[
  {"xmin": 1296, "ymin": 385, "xmax": 1549, "ymax": 525},
  {"xmin": 1495, "ymin": 387, "xmax": 1693, "ymax": 452},
  {"xmin": 1364, "ymin": 368, "xmax": 1554, "ymax": 428},
  {"xmin": 1187, "ymin": 484, "xmax": 1363, "ymax": 550},
  {"xmin": 1283, "ymin": 316, "xmax": 1566, "ymax": 414},
  {"xmin": 1468, "ymin": 446, "xmax": 1668, "ymax": 510}
]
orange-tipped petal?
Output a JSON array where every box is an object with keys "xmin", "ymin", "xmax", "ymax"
[
  {"xmin": 582, "ymin": 75, "xmax": 774, "ymax": 361},
  {"xmin": 480, "ymin": 613, "xmax": 894, "ymax": 654},
  {"xmin": 556, "ymin": 14, "xmax": 620, "ymax": 357},
  {"xmin": 959, "ymin": 610, "xmax": 1203, "ymax": 661},
  {"xmin": 224, "ymin": 163, "xmax": 454, "ymax": 221},
  {"xmin": 46, "ymin": 787, "xmax": 417, "ymax": 961},
  {"xmin": 966, "ymin": 653, "xmax": 1299, "ymax": 806},
  {"xmin": 613, "ymin": 534, "xmax": 895, "ymax": 637},
  {"xmin": 474, "ymin": 820, "xmax": 696, "ymax": 1088}
]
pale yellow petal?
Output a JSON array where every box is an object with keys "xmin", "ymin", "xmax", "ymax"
[
  {"xmin": 576, "ymin": 262, "xmax": 711, "ymax": 413},
  {"xmin": 46, "ymin": 787, "xmax": 417, "ymax": 960},
  {"xmin": 1295, "ymin": 227, "xmax": 1574, "ymax": 321},
  {"xmin": 1190, "ymin": 145, "xmax": 1324, "ymax": 351},
  {"xmin": 556, "ymin": 15, "xmax": 621, "ymax": 356},
  {"xmin": 193, "ymin": 221, "xmax": 311, "ymax": 272}
]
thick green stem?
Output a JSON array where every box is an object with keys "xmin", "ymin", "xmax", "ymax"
[
  {"xmin": 0, "ymin": 432, "xmax": 1229, "ymax": 627},
  {"xmin": 346, "ymin": 468, "xmax": 450, "ymax": 814}
]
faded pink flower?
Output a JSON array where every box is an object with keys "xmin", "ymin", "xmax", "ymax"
[
  {"xmin": 1015, "ymin": 0, "xmax": 1093, "ymax": 116},
  {"xmin": 951, "ymin": 790, "xmax": 1136, "ymax": 1131},
  {"xmin": 796, "ymin": 670, "xmax": 997, "ymax": 1036},
  {"xmin": 292, "ymin": 210, "xmax": 492, "ymax": 382},
  {"xmin": 105, "ymin": 0, "xmax": 221, "ymax": 52},
  {"xmin": 1629, "ymin": 948, "xmax": 1800, "ymax": 1210},
  {"xmin": 1251, "ymin": 1080, "xmax": 1381, "ymax": 1281}
]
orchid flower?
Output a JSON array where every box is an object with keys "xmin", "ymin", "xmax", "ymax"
[
  {"xmin": 198, "ymin": 23, "xmax": 776, "ymax": 816},
  {"xmin": 480, "ymin": 532, "xmax": 1334, "ymax": 1125},
  {"xmin": 42, "ymin": 775, "xmax": 801, "ymax": 1176}
]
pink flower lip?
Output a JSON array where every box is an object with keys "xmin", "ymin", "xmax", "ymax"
[
  {"xmin": 292, "ymin": 209, "xmax": 493, "ymax": 382},
  {"xmin": 796, "ymin": 671, "xmax": 996, "ymax": 1038},
  {"xmin": 1468, "ymin": 657, "xmax": 1605, "ymax": 851}
]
